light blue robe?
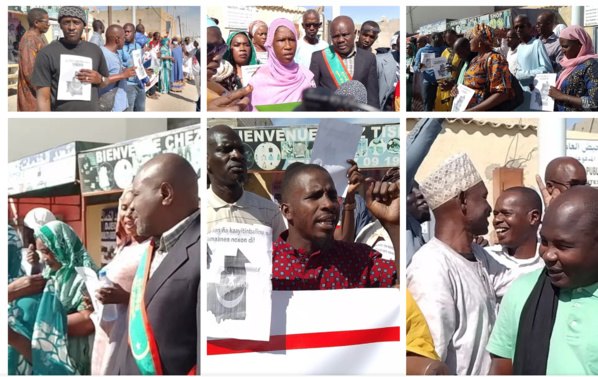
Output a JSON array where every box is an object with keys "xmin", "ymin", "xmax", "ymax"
[{"xmin": 515, "ymin": 38, "xmax": 553, "ymax": 111}]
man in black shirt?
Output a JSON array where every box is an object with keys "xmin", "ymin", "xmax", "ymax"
[{"xmin": 32, "ymin": 6, "xmax": 109, "ymax": 111}]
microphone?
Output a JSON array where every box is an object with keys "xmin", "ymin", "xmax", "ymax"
[{"xmin": 300, "ymin": 82, "xmax": 380, "ymax": 112}]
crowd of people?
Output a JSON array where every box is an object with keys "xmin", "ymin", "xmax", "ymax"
[
  {"xmin": 405, "ymin": 118, "xmax": 598, "ymax": 375},
  {"xmin": 16, "ymin": 6, "xmax": 201, "ymax": 112},
  {"xmin": 407, "ymin": 12, "xmax": 598, "ymax": 111},
  {"xmin": 7, "ymin": 126, "xmax": 400, "ymax": 374},
  {"xmin": 207, "ymin": 11, "xmax": 399, "ymax": 112}
]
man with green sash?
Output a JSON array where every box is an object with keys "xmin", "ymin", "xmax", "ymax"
[
  {"xmin": 309, "ymin": 15, "xmax": 379, "ymax": 108},
  {"xmin": 108, "ymin": 153, "xmax": 201, "ymax": 375}
]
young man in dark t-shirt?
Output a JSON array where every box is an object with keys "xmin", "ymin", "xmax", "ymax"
[{"xmin": 32, "ymin": 6, "xmax": 109, "ymax": 111}]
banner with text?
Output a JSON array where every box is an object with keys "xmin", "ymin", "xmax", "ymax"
[{"xmin": 205, "ymin": 288, "xmax": 401, "ymax": 375}]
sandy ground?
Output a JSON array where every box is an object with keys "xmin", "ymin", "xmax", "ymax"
[{"xmin": 8, "ymin": 77, "xmax": 199, "ymax": 112}]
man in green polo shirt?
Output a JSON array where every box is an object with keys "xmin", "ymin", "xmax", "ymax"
[{"xmin": 487, "ymin": 186, "xmax": 598, "ymax": 375}]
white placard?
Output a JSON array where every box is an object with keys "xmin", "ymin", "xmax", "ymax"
[
  {"xmin": 241, "ymin": 64, "xmax": 264, "ymax": 86},
  {"xmin": 205, "ymin": 288, "xmax": 402, "ymax": 375},
  {"xmin": 131, "ymin": 49, "xmax": 147, "ymax": 80},
  {"xmin": 75, "ymin": 267, "xmax": 102, "ymax": 328},
  {"xmin": 584, "ymin": 6, "xmax": 598, "ymax": 27},
  {"xmin": 206, "ymin": 223, "xmax": 273, "ymax": 342},
  {"xmin": 432, "ymin": 56, "xmax": 449, "ymax": 80},
  {"xmin": 451, "ymin": 84, "xmax": 475, "ymax": 112},
  {"xmin": 225, "ymin": 6, "xmax": 257, "ymax": 29},
  {"xmin": 421, "ymin": 52, "xmax": 435, "ymax": 70},
  {"xmin": 57, "ymin": 54, "xmax": 92, "ymax": 101},
  {"xmin": 567, "ymin": 139, "xmax": 598, "ymax": 187},
  {"xmin": 310, "ymin": 119, "xmax": 363, "ymax": 198},
  {"xmin": 530, "ymin": 73, "xmax": 556, "ymax": 111}
]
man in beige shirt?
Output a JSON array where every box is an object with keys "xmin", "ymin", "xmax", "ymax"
[{"xmin": 206, "ymin": 125, "xmax": 286, "ymax": 241}]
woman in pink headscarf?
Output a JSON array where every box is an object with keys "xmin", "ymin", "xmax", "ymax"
[
  {"xmin": 247, "ymin": 18, "xmax": 315, "ymax": 111},
  {"xmin": 548, "ymin": 25, "xmax": 598, "ymax": 111},
  {"xmin": 90, "ymin": 188, "xmax": 150, "ymax": 374}
]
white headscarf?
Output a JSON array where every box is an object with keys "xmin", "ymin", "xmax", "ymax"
[{"xmin": 24, "ymin": 208, "xmax": 56, "ymax": 231}]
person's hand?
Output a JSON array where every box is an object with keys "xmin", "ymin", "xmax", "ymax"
[
  {"xmin": 473, "ymin": 236, "xmax": 489, "ymax": 247},
  {"xmin": 26, "ymin": 245, "xmax": 39, "ymax": 265},
  {"xmin": 82, "ymin": 295, "xmax": 94, "ymax": 311},
  {"xmin": 446, "ymin": 65, "xmax": 455, "ymax": 72},
  {"xmin": 382, "ymin": 167, "xmax": 400, "ymax": 183},
  {"xmin": 450, "ymin": 85, "xmax": 459, "ymax": 98},
  {"xmin": 96, "ymin": 283, "xmax": 129, "ymax": 305},
  {"xmin": 440, "ymin": 81, "xmax": 454, "ymax": 91},
  {"xmin": 365, "ymin": 178, "xmax": 400, "ymax": 227},
  {"xmin": 123, "ymin": 66, "xmax": 137, "ymax": 79},
  {"xmin": 346, "ymin": 159, "xmax": 364, "ymax": 195},
  {"xmin": 536, "ymin": 174, "xmax": 561, "ymax": 207},
  {"xmin": 208, "ymin": 85, "xmax": 253, "ymax": 112},
  {"xmin": 418, "ymin": 63, "xmax": 424, "ymax": 70},
  {"xmin": 8, "ymin": 275, "xmax": 47, "ymax": 299},
  {"xmin": 548, "ymin": 86, "xmax": 564, "ymax": 101},
  {"xmin": 77, "ymin": 69, "xmax": 102, "ymax": 85}
]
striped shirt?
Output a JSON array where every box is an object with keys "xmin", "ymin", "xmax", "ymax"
[
  {"xmin": 340, "ymin": 49, "xmax": 357, "ymax": 78},
  {"xmin": 206, "ymin": 187, "xmax": 287, "ymax": 242}
]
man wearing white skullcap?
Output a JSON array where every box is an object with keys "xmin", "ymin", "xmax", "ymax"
[
  {"xmin": 21, "ymin": 208, "xmax": 56, "ymax": 274},
  {"xmin": 407, "ymin": 153, "xmax": 512, "ymax": 375}
]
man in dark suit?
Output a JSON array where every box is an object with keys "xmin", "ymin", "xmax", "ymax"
[
  {"xmin": 309, "ymin": 15, "xmax": 379, "ymax": 108},
  {"xmin": 108, "ymin": 153, "xmax": 201, "ymax": 375}
]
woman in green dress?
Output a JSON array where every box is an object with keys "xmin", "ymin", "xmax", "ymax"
[
  {"xmin": 35, "ymin": 221, "xmax": 98, "ymax": 375},
  {"xmin": 159, "ymin": 38, "xmax": 175, "ymax": 93}
]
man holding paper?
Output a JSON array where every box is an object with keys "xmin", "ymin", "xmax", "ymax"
[
  {"xmin": 33, "ymin": 6, "xmax": 110, "ymax": 111},
  {"xmin": 413, "ymin": 32, "xmax": 446, "ymax": 111}
]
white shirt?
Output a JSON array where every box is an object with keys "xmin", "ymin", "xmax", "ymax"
[
  {"xmin": 484, "ymin": 243, "xmax": 544, "ymax": 276},
  {"xmin": 206, "ymin": 187, "xmax": 287, "ymax": 242},
  {"xmin": 506, "ymin": 47, "xmax": 519, "ymax": 75},
  {"xmin": 294, "ymin": 37, "xmax": 329, "ymax": 69},
  {"xmin": 407, "ymin": 238, "xmax": 511, "ymax": 375}
]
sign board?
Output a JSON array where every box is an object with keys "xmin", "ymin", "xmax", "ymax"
[
  {"xmin": 566, "ymin": 139, "xmax": 598, "ymax": 187},
  {"xmin": 78, "ymin": 125, "xmax": 201, "ymax": 194},
  {"xmin": 100, "ymin": 207, "xmax": 118, "ymax": 266},
  {"xmin": 225, "ymin": 6, "xmax": 257, "ymax": 30},
  {"xmin": 8, "ymin": 141, "xmax": 105, "ymax": 196},
  {"xmin": 585, "ymin": 6, "xmax": 598, "ymax": 27},
  {"xmin": 235, "ymin": 124, "xmax": 400, "ymax": 172},
  {"xmin": 205, "ymin": 288, "xmax": 401, "ymax": 375}
]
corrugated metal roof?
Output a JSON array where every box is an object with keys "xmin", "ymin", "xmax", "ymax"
[{"xmin": 444, "ymin": 118, "xmax": 537, "ymax": 130}]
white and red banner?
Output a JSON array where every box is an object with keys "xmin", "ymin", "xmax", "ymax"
[{"xmin": 205, "ymin": 288, "xmax": 401, "ymax": 375}]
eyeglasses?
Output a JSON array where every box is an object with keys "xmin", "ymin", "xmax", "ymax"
[
  {"xmin": 549, "ymin": 179, "xmax": 589, "ymax": 189},
  {"xmin": 36, "ymin": 19, "xmax": 50, "ymax": 24},
  {"xmin": 303, "ymin": 23, "xmax": 321, "ymax": 28},
  {"xmin": 207, "ymin": 42, "xmax": 228, "ymax": 56},
  {"xmin": 513, "ymin": 24, "xmax": 527, "ymax": 30}
]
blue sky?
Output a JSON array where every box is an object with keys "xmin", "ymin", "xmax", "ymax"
[
  {"xmin": 302, "ymin": 6, "xmax": 399, "ymax": 24},
  {"xmin": 95, "ymin": 6, "xmax": 201, "ymax": 37},
  {"xmin": 567, "ymin": 118, "xmax": 581, "ymax": 128}
]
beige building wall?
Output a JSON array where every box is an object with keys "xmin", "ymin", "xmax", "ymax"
[
  {"xmin": 85, "ymin": 202, "xmax": 118, "ymax": 266},
  {"xmin": 92, "ymin": 8, "xmax": 177, "ymax": 37},
  {"xmin": 406, "ymin": 118, "xmax": 539, "ymax": 212}
]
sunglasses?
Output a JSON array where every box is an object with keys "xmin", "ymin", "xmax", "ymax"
[
  {"xmin": 207, "ymin": 42, "xmax": 228, "ymax": 56},
  {"xmin": 303, "ymin": 22, "xmax": 321, "ymax": 28}
]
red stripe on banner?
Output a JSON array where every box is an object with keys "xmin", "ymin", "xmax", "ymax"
[{"xmin": 207, "ymin": 326, "xmax": 400, "ymax": 355}]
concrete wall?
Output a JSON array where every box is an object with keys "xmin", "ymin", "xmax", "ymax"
[
  {"xmin": 92, "ymin": 8, "xmax": 177, "ymax": 37},
  {"xmin": 8, "ymin": 118, "xmax": 168, "ymax": 161}
]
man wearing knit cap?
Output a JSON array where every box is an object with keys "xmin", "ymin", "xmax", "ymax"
[
  {"xmin": 32, "ymin": 6, "xmax": 110, "ymax": 111},
  {"xmin": 407, "ymin": 153, "xmax": 511, "ymax": 375}
]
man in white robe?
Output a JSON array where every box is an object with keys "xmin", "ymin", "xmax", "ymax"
[{"xmin": 407, "ymin": 153, "xmax": 511, "ymax": 375}]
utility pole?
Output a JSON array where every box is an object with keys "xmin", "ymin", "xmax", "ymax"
[
  {"xmin": 133, "ymin": 6, "xmax": 136, "ymax": 26},
  {"xmin": 108, "ymin": 6, "xmax": 112, "ymax": 26},
  {"xmin": 178, "ymin": 16, "xmax": 183, "ymax": 38}
]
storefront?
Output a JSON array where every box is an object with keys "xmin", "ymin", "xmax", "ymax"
[
  {"xmin": 8, "ymin": 141, "xmax": 107, "ymax": 244},
  {"xmin": 232, "ymin": 122, "xmax": 400, "ymax": 203},
  {"xmin": 77, "ymin": 124, "xmax": 201, "ymax": 266}
]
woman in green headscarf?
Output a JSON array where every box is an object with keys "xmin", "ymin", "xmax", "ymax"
[
  {"xmin": 158, "ymin": 38, "xmax": 175, "ymax": 93},
  {"xmin": 35, "ymin": 221, "xmax": 98, "ymax": 375},
  {"xmin": 221, "ymin": 31, "xmax": 258, "ymax": 91},
  {"xmin": 7, "ymin": 225, "xmax": 78, "ymax": 375}
]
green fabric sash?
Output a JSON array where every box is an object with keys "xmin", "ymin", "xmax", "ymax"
[{"xmin": 321, "ymin": 46, "xmax": 352, "ymax": 88}]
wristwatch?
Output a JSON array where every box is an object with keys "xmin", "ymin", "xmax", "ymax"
[{"xmin": 101, "ymin": 76, "xmax": 106, "ymax": 84}]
